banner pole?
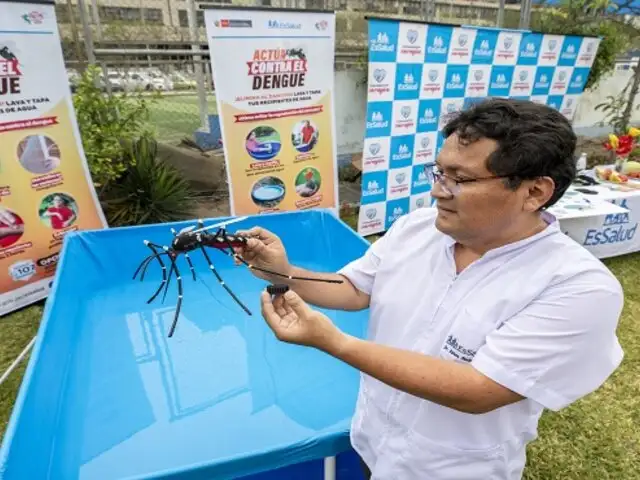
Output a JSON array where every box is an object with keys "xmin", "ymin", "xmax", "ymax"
[
  {"xmin": 187, "ymin": 0, "xmax": 209, "ymax": 132},
  {"xmin": 76, "ymin": 0, "xmax": 96, "ymax": 65},
  {"xmin": 323, "ymin": 456, "xmax": 336, "ymax": 480}
]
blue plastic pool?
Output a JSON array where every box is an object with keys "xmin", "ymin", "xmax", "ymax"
[{"xmin": 0, "ymin": 210, "xmax": 371, "ymax": 479}]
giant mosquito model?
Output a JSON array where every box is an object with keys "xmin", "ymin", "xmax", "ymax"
[{"xmin": 133, "ymin": 217, "xmax": 343, "ymax": 337}]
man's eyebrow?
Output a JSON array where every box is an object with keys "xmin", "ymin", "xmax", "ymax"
[{"xmin": 436, "ymin": 159, "xmax": 475, "ymax": 176}]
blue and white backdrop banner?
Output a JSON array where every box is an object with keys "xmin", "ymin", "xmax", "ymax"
[{"xmin": 356, "ymin": 17, "xmax": 600, "ymax": 236}]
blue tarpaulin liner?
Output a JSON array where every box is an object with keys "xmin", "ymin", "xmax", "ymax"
[{"xmin": 0, "ymin": 210, "xmax": 371, "ymax": 479}]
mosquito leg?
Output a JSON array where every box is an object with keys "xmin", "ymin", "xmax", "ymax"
[
  {"xmin": 140, "ymin": 249, "xmax": 169, "ymax": 282},
  {"xmin": 183, "ymin": 254, "xmax": 196, "ymax": 281},
  {"xmin": 144, "ymin": 242, "xmax": 170, "ymax": 304},
  {"xmin": 133, "ymin": 242, "xmax": 166, "ymax": 281},
  {"xmin": 199, "ymin": 244, "xmax": 252, "ymax": 315},
  {"xmin": 167, "ymin": 255, "xmax": 184, "ymax": 338},
  {"xmin": 144, "ymin": 242, "xmax": 173, "ymax": 304},
  {"xmin": 133, "ymin": 254, "xmax": 155, "ymax": 280},
  {"xmin": 171, "ymin": 228, "xmax": 196, "ymax": 280},
  {"xmin": 133, "ymin": 242, "xmax": 172, "ymax": 304}
]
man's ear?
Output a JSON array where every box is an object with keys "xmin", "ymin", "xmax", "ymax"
[{"xmin": 523, "ymin": 176, "xmax": 555, "ymax": 212}]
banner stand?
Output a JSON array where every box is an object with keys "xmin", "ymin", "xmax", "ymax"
[
  {"xmin": 200, "ymin": 5, "xmax": 340, "ymax": 217},
  {"xmin": 0, "ymin": 0, "xmax": 107, "ymax": 316},
  {"xmin": 356, "ymin": 16, "xmax": 600, "ymax": 236}
]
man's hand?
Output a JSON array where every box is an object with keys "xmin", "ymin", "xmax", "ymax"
[
  {"xmin": 234, "ymin": 227, "xmax": 291, "ymax": 281},
  {"xmin": 235, "ymin": 227, "xmax": 368, "ymax": 312},
  {"xmin": 260, "ymin": 289, "xmax": 347, "ymax": 352}
]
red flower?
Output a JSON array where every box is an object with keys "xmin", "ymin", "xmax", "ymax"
[{"xmin": 604, "ymin": 134, "xmax": 635, "ymax": 156}]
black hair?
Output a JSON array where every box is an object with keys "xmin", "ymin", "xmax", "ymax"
[{"xmin": 442, "ymin": 97, "xmax": 577, "ymax": 209}]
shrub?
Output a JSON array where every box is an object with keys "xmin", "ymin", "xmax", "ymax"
[
  {"xmin": 72, "ymin": 65, "xmax": 158, "ymax": 190},
  {"xmin": 101, "ymin": 136, "xmax": 196, "ymax": 226}
]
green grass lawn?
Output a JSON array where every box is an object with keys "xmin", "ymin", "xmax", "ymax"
[
  {"xmin": 148, "ymin": 93, "xmax": 218, "ymax": 145},
  {"xmin": 1, "ymin": 237, "xmax": 639, "ymax": 478}
]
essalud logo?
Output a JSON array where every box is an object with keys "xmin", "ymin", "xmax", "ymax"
[
  {"xmin": 392, "ymin": 143, "xmax": 412, "ymax": 162},
  {"xmin": 398, "ymin": 72, "xmax": 417, "ymax": 91},
  {"xmin": 570, "ymin": 75, "xmax": 583, "ymax": 88},
  {"xmin": 363, "ymin": 180, "xmax": 384, "ymax": 197},
  {"xmin": 535, "ymin": 74, "xmax": 549, "ymax": 88},
  {"xmin": 371, "ymin": 31, "xmax": 394, "ymax": 53},
  {"xmin": 268, "ymin": 19, "xmax": 301, "ymax": 29},
  {"xmin": 446, "ymin": 73, "xmax": 463, "ymax": 90},
  {"xmin": 521, "ymin": 42, "xmax": 537, "ymax": 58},
  {"xmin": 429, "ymin": 35, "xmax": 447, "ymax": 55},
  {"xmin": 474, "ymin": 39, "xmax": 492, "ymax": 56},
  {"xmin": 492, "ymin": 73, "xmax": 508, "ymax": 88},
  {"xmin": 414, "ymin": 168, "xmax": 431, "ymax": 187},
  {"xmin": 388, "ymin": 206, "xmax": 405, "ymax": 224},
  {"xmin": 420, "ymin": 108, "xmax": 436, "ymax": 126},
  {"xmin": 367, "ymin": 110, "xmax": 389, "ymax": 130}
]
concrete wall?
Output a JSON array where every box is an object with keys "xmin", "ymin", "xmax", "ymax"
[{"xmin": 572, "ymin": 68, "xmax": 640, "ymax": 136}]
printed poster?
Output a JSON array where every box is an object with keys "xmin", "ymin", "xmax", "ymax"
[
  {"xmin": 0, "ymin": 0, "xmax": 107, "ymax": 316},
  {"xmin": 203, "ymin": 7, "xmax": 339, "ymax": 215}
]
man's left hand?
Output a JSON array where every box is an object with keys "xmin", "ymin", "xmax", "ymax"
[{"xmin": 260, "ymin": 289, "xmax": 346, "ymax": 353}]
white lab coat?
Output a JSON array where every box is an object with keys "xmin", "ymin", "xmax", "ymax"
[{"xmin": 338, "ymin": 207, "xmax": 624, "ymax": 479}]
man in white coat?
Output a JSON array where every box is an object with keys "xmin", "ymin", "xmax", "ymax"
[{"xmin": 235, "ymin": 98, "xmax": 624, "ymax": 479}]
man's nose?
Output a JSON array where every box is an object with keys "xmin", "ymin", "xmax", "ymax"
[{"xmin": 430, "ymin": 180, "xmax": 453, "ymax": 199}]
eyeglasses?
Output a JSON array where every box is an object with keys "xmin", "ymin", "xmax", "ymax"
[{"xmin": 431, "ymin": 165, "xmax": 514, "ymax": 196}]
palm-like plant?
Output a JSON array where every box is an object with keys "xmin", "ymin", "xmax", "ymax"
[{"xmin": 102, "ymin": 136, "xmax": 196, "ymax": 226}]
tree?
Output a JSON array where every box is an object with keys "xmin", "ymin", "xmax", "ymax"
[
  {"xmin": 533, "ymin": 0, "xmax": 632, "ymax": 91},
  {"xmin": 596, "ymin": 0, "xmax": 640, "ymax": 132},
  {"xmin": 533, "ymin": 0, "xmax": 640, "ymax": 133}
]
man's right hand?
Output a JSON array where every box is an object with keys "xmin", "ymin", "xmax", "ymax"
[
  {"xmin": 233, "ymin": 226, "xmax": 370, "ymax": 312},
  {"xmin": 233, "ymin": 227, "xmax": 291, "ymax": 281}
]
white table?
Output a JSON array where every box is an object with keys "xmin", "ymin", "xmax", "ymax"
[{"xmin": 550, "ymin": 172, "xmax": 640, "ymax": 259}]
